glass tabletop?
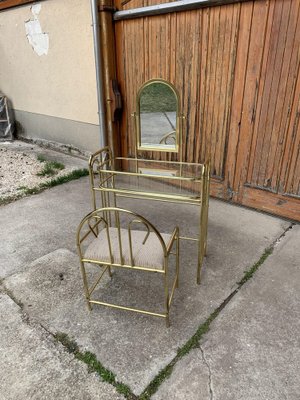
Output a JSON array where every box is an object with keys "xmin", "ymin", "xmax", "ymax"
[
  {"xmin": 96, "ymin": 157, "xmax": 204, "ymax": 202},
  {"xmin": 101, "ymin": 157, "xmax": 204, "ymax": 180}
]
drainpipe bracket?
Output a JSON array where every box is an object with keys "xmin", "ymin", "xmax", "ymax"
[
  {"xmin": 98, "ymin": 5, "xmax": 117, "ymax": 12},
  {"xmin": 98, "ymin": 0, "xmax": 116, "ymax": 12}
]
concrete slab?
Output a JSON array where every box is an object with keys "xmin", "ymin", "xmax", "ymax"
[
  {"xmin": 0, "ymin": 293, "xmax": 124, "ymax": 400},
  {"xmin": 156, "ymin": 348, "xmax": 211, "ymax": 399},
  {"xmin": 0, "ymin": 177, "xmax": 91, "ymax": 278},
  {"xmin": 154, "ymin": 225, "xmax": 300, "ymax": 400},
  {"xmin": 3, "ymin": 194, "xmax": 290, "ymax": 394}
]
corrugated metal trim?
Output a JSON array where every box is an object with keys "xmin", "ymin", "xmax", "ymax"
[{"xmin": 114, "ymin": 0, "xmax": 250, "ymax": 21}]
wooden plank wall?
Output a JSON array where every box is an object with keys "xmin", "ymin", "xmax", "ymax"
[{"xmin": 114, "ymin": 0, "xmax": 300, "ymax": 220}]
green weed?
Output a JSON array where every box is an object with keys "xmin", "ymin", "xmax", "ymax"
[
  {"xmin": 237, "ymin": 247, "xmax": 273, "ymax": 286},
  {"xmin": 37, "ymin": 160, "xmax": 65, "ymax": 177},
  {"xmin": 39, "ymin": 169, "xmax": 88, "ymax": 188},
  {"xmin": 37, "ymin": 154, "xmax": 47, "ymax": 162},
  {"xmin": 139, "ymin": 308, "xmax": 219, "ymax": 400},
  {"xmin": 54, "ymin": 332, "xmax": 136, "ymax": 399},
  {"xmin": 140, "ymin": 245, "xmax": 276, "ymax": 399}
]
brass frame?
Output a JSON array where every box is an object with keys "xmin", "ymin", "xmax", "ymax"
[
  {"xmin": 76, "ymin": 207, "xmax": 179, "ymax": 327},
  {"xmin": 133, "ymin": 78, "xmax": 182, "ymax": 154},
  {"xmin": 88, "ymin": 147, "xmax": 210, "ymax": 284}
]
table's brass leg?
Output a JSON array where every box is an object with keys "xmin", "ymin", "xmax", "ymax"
[
  {"xmin": 164, "ymin": 257, "xmax": 170, "ymax": 327},
  {"xmin": 197, "ymin": 162, "xmax": 210, "ymax": 283},
  {"xmin": 197, "ymin": 167, "xmax": 205, "ymax": 284},
  {"xmin": 203, "ymin": 164, "xmax": 210, "ymax": 257},
  {"xmin": 176, "ymin": 234, "xmax": 179, "ymax": 288},
  {"xmin": 203, "ymin": 204, "xmax": 209, "ymax": 257}
]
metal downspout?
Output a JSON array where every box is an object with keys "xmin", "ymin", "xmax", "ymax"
[{"xmin": 91, "ymin": 0, "xmax": 107, "ymax": 147}]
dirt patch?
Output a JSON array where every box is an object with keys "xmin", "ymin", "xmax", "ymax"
[{"xmin": 0, "ymin": 141, "xmax": 88, "ymax": 203}]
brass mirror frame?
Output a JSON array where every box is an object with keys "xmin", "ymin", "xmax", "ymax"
[{"xmin": 134, "ymin": 79, "xmax": 181, "ymax": 153}]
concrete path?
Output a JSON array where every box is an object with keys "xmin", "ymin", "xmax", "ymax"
[
  {"xmin": 0, "ymin": 293, "xmax": 124, "ymax": 400},
  {"xmin": 154, "ymin": 225, "xmax": 300, "ymax": 400},
  {"xmin": 1, "ymin": 171, "xmax": 298, "ymax": 398},
  {"xmin": 0, "ymin": 177, "xmax": 91, "ymax": 278}
]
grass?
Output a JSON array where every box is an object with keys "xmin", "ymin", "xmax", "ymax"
[
  {"xmin": 0, "ymin": 168, "xmax": 89, "ymax": 206},
  {"xmin": 237, "ymin": 247, "xmax": 274, "ymax": 286},
  {"xmin": 139, "ymin": 308, "xmax": 220, "ymax": 399},
  {"xmin": 50, "ymin": 244, "xmax": 276, "ymax": 400},
  {"xmin": 54, "ymin": 333, "xmax": 136, "ymax": 399},
  {"xmin": 39, "ymin": 169, "xmax": 89, "ymax": 188},
  {"xmin": 37, "ymin": 154, "xmax": 47, "ymax": 162},
  {"xmin": 32, "ymin": 168, "xmax": 89, "ymax": 192},
  {"xmin": 53, "ymin": 306, "xmax": 222, "ymax": 400},
  {"xmin": 52, "ymin": 244, "xmax": 275, "ymax": 400},
  {"xmin": 36, "ymin": 155, "xmax": 65, "ymax": 177},
  {"xmin": 139, "ymin": 244, "xmax": 276, "ymax": 399}
]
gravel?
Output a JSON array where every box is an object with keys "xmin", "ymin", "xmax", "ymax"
[{"xmin": 0, "ymin": 141, "xmax": 88, "ymax": 202}]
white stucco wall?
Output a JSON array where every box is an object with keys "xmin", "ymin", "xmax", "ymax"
[{"xmin": 0, "ymin": 0, "xmax": 99, "ymax": 125}]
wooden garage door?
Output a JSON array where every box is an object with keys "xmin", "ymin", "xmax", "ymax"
[{"xmin": 114, "ymin": 0, "xmax": 300, "ymax": 221}]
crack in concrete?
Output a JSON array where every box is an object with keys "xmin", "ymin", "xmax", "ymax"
[
  {"xmin": 1, "ymin": 222, "xmax": 295, "ymax": 400},
  {"xmin": 0, "ymin": 281, "xmax": 24, "ymax": 309},
  {"xmin": 273, "ymin": 223, "xmax": 295, "ymax": 247},
  {"xmin": 199, "ymin": 345, "xmax": 214, "ymax": 400}
]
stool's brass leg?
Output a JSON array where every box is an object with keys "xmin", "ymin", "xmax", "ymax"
[
  {"xmin": 197, "ymin": 251, "xmax": 203, "ymax": 285},
  {"xmin": 166, "ymin": 314, "xmax": 170, "ymax": 328},
  {"xmin": 80, "ymin": 261, "xmax": 92, "ymax": 311}
]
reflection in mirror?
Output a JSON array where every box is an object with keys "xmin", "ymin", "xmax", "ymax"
[
  {"xmin": 138, "ymin": 167, "xmax": 178, "ymax": 177},
  {"xmin": 138, "ymin": 80, "xmax": 178, "ymax": 151}
]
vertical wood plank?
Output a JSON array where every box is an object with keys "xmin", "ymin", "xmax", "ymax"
[
  {"xmin": 257, "ymin": 0, "xmax": 291, "ymax": 187},
  {"xmin": 280, "ymin": 70, "xmax": 300, "ymax": 194},
  {"xmin": 250, "ymin": 0, "xmax": 284, "ymax": 186},
  {"xmin": 271, "ymin": 0, "xmax": 300, "ymax": 191},
  {"xmin": 210, "ymin": 5, "xmax": 224, "ymax": 175},
  {"xmin": 214, "ymin": 4, "xmax": 231, "ymax": 175},
  {"xmin": 233, "ymin": 0, "xmax": 270, "ymax": 202},
  {"xmin": 195, "ymin": 7, "xmax": 210, "ymax": 164},
  {"xmin": 219, "ymin": 2, "xmax": 240, "ymax": 179},
  {"xmin": 185, "ymin": 10, "xmax": 201, "ymax": 163},
  {"xmin": 224, "ymin": 1, "xmax": 253, "ymax": 196},
  {"xmin": 245, "ymin": 0, "xmax": 275, "ymax": 186}
]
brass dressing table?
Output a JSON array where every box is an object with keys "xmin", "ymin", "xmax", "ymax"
[{"xmin": 89, "ymin": 79, "xmax": 210, "ymax": 283}]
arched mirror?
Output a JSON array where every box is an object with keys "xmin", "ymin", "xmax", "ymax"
[{"xmin": 135, "ymin": 79, "xmax": 180, "ymax": 152}]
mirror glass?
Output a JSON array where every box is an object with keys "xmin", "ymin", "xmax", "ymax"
[{"xmin": 138, "ymin": 81, "xmax": 178, "ymax": 151}]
